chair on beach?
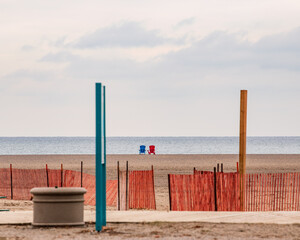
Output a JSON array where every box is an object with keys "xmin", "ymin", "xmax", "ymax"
[
  {"xmin": 147, "ymin": 145, "xmax": 156, "ymax": 155},
  {"xmin": 139, "ymin": 145, "xmax": 146, "ymax": 154}
]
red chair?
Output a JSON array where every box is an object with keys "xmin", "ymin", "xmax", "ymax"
[{"xmin": 148, "ymin": 145, "xmax": 155, "ymax": 155}]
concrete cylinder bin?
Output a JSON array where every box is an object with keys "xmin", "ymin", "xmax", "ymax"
[{"xmin": 30, "ymin": 187, "xmax": 87, "ymax": 226}]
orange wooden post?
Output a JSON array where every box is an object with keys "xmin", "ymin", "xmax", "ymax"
[{"xmin": 239, "ymin": 90, "xmax": 247, "ymax": 211}]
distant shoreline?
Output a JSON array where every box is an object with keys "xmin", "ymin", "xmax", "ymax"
[
  {"xmin": 1, "ymin": 153, "xmax": 300, "ymax": 156},
  {"xmin": 1, "ymin": 136, "xmax": 300, "ymax": 154}
]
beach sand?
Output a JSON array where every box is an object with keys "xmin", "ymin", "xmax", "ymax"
[
  {"xmin": 0, "ymin": 154, "xmax": 300, "ymax": 211},
  {"xmin": 0, "ymin": 222, "xmax": 299, "ymax": 240},
  {"xmin": 0, "ymin": 154, "xmax": 299, "ymax": 239}
]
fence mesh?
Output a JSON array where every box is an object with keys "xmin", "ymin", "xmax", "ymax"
[
  {"xmin": 169, "ymin": 173, "xmax": 215, "ymax": 211},
  {"xmin": 63, "ymin": 170, "xmax": 81, "ymax": 187},
  {"xmin": 12, "ymin": 169, "xmax": 47, "ymax": 200},
  {"xmin": 216, "ymin": 172, "xmax": 240, "ymax": 211},
  {"xmin": 0, "ymin": 168, "xmax": 11, "ymax": 199},
  {"xmin": 0, "ymin": 168, "xmax": 117, "ymax": 207},
  {"xmin": 80, "ymin": 173, "xmax": 117, "ymax": 207},
  {"xmin": 2, "ymin": 166, "xmax": 299, "ymax": 211},
  {"xmin": 128, "ymin": 170, "xmax": 156, "ymax": 210},
  {"xmin": 170, "ymin": 172, "xmax": 300, "ymax": 211},
  {"xmin": 118, "ymin": 169, "xmax": 156, "ymax": 210},
  {"xmin": 106, "ymin": 180, "xmax": 118, "ymax": 207},
  {"xmin": 47, "ymin": 169, "xmax": 62, "ymax": 187},
  {"xmin": 245, "ymin": 172, "xmax": 300, "ymax": 211}
]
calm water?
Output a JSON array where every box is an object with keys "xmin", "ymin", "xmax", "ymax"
[{"xmin": 0, "ymin": 137, "xmax": 299, "ymax": 155}]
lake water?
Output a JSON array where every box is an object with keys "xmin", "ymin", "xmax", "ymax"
[{"xmin": 0, "ymin": 137, "xmax": 299, "ymax": 155}]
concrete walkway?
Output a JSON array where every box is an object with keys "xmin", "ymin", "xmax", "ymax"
[{"xmin": 0, "ymin": 211, "xmax": 299, "ymax": 225}]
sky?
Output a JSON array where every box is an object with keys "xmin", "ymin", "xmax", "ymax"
[{"xmin": 1, "ymin": 0, "xmax": 300, "ymax": 137}]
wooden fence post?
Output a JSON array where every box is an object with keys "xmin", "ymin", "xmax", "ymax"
[
  {"xmin": 126, "ymin": 161, "xmax": 128, "ymax": 210},
  {"xmin": 46, "ymin": 164, "xmax": 49, "ymax": 187},
  {"xmin": 151, "ymin": 165, "xmax": 156, "ymax": 209},
  {"xmin": 81, "ymin": 161, "xmax": 83, "ymax": 188},
  {"xmin": 239, "ymin": 90, "xmax": 247, "ymax": 211},
  {"xmin": 168, "ymin": 174, "xmax": 171, "ymax": 211},
  {"xmin": 214, "ymin": 167, "xmax": 217, "ymax": 211},
  {"xmin": 61, "ymin": 163, "xmax": 63, "ymax": 187},
  {"xmin": 10, "ymin": 164, "xmax": 13, "ymax": 199},
  {"xmin": 117, "ymin": 161, "xmax": 120, "ymax": 211}
]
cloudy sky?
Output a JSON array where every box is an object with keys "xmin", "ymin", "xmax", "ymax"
[{"xmin": 1, "ymin": 0, "xmax": 300, "ymax": 136}]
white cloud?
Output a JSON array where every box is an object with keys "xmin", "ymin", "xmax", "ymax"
[
  {"xmin": 174, "ymin": 17, "xmax": 196, "ymax": 29},
  {"xmin": 45, "ymin": 28, "xmax": 300, "ymax": 88},
  {"xmin": 73, "ymin": 22, "xmax": 185, "ymax": 48},
  {"xmin": 39, "ymin": 51, "xmax": 77, "ymax": 63},
  {"xmin": 1, "ymin": 1, "xmax": 300, "ymax": 136}
]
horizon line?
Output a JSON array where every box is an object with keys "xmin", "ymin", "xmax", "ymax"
[{"xmin": 0, "ymin": 136, "xmax": 300, "ymax": 138}]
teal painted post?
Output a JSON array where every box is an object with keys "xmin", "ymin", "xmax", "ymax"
[{"xmin": 95, "ymin": 83, "xmax": 106, "ymax": 231}]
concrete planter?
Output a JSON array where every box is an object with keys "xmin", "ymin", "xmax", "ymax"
[{"xmin": 30, "ymin": 187, "xmax": 87, "ymax": 226}]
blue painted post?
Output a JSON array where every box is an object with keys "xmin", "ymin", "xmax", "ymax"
[{"xmin": 95, "ymin": 83, "xmax": 106, "ymax": 231}]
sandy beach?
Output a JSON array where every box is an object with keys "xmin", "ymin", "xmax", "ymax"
[
  {"xmin": 1, "ymin": 154, "xmax": 300, "ymax": 211},
  {"xmin": 0, "ymin": 154, "xmax": 299, "ymax": 239},
  {"xmin": 0, "ymin": 222, "xmax": 299, "ymax": 240}
]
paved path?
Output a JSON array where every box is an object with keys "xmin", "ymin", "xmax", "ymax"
[{"xmin": 0, "ymin": 211, "xmax": 299, "ymax": 225}]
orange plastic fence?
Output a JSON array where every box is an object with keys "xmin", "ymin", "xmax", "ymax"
[
  {"xmin": 0, "ymin": 168, "xmax": 11, "ymax": 199},
  {"xmin": 12, "ymin": 169, "xmax": 47, "ymax": 200},
  {"xmin": 106, "ymin": 180, "xmax": 118, "ymax": 207},
  {"xmin": 216, "ymin": 172, "xmax": 240, "ymax": 211},
  {"xmin": 194, "ymin": 170, "xmax": 240, "ymax": 211},
  {"xmin": 49, "ymin": 169, "xmax": 117, "ymax": 207},
  {"xmin": 80, "ymin": 173, "xmax": 117, "ymax": 207},
  {"xmin": 47, "ymin": 169, "xmax": 62, "ymax": 187},
  {"xmin": 245, "ymin": 172, "xmax": 300, "ymax": 211},
  {"xmin": 118, "ymin": 169, "xmax": 156, "ymax": 210},
  {"xmin": 128, "ymin": 170, "xmax": 156, "ymax": 210},
  {"xmin": 169, "ymin": 173, "xmax": 215, "ymax": 211},
  {"xmin": 82, "ymin": 173, "xmax": 96, "ymax": 205},
  {"xmin": 0, "ymin": 168, "xmax": 118, "ymax": 207},
  {"xmin": 169, "ymin": 172, "xmax": 240, "ymax": 211},
  {"xmin": 63, "ymin": 170, "xmax": 81, "ymax": 187},
  {"xmin": 170, "ymin": 172, "xmax": 300, "ymax": 211}
]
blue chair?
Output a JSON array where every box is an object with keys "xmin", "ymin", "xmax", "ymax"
[{"xmin": 139, "ymin": 145, "xmax": 146, "ymax": 154}]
